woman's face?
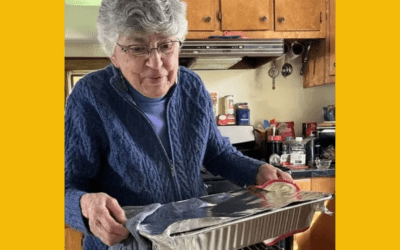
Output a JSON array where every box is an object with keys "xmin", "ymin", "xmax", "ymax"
[{"xmin": 110, "ymin": 34, "xmax": 180, "ymax": 98}]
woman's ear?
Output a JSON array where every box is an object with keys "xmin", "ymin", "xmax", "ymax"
[{"xmin": 110, "ymin": 54, "xmax": 120, "ymax": 68}]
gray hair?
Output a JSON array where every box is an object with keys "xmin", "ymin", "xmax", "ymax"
[{"xmin": 97, "ymin": 0, "xmax": 188, "ymax": 56}]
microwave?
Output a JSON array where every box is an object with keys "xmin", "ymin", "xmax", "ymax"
[{"xmin": 316, "ymin": 126, "xmax": 335, "ymax": 149}]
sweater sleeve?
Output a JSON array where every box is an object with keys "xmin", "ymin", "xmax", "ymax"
[
  {"xmin": 201, "ymin": 91, "xmax": 266, "ymax": 187},
  {"xmin": 64, "ymin": 82, "xmax": 107, "ymax": 234}
]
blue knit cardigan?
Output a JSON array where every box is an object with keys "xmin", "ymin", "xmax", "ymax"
[{"xmin": 64, "ymin": 65, "xmax": 265, "ymax": 249}]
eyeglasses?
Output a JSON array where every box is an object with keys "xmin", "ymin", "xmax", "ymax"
[{"xmin": 116, "ymin": 40, "xmax": 181, "ymax": 57}]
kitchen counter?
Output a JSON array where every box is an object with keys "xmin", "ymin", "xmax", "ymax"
[
  {"xmin": 275, "ymin": 162, "xmax": 335, "ymax": 179},
  {"xmin": 288, "ymin": 164, "xmax": 335, "ymax": 179},
  {"xmin": 202, "ymin": 164, "xmax": 335, "ymax": 181},
  {"xmin": 202, "ymin": 163, "xmax": 335, "ymax": 195}
]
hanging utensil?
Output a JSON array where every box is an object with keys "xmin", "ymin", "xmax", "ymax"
[
  {"xmin": 281, "ymin": 63, "xmax": 293, "ymax": 78},
  {"xmin": 268, "ymin": 60, "xmax": 279, "ymax": 90},
  {"xmin": 300, "ymin": 40, "xmax": 312, "ymax": 75}
]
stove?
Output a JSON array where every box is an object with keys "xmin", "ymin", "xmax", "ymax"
[{"xmin": 201, "ymin": 126, "xmax": 262, "ymax": 195}]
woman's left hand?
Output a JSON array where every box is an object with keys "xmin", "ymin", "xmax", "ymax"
[{"xmin": 255, "ymin": 164, "xmax": 293, "ymax": 185}]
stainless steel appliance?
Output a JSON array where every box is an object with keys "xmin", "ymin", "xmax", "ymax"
[
  {"xmin": 304, "ymin": 136, "xmax": 321, "ymax": 167},
  {"xmin": 179, "ymin": 39, "xmax": 284, "ymax": 70},
  {"xmin": 201, "ymin": 126, "xmax": 261, "ymax": 195},
  {"xmin": 303, "ymin": 124, "xmax": 335, "ymax": 164},
  {"xmin": 317, "ymin": 126, "xmax": 336, "ymax": 150}
]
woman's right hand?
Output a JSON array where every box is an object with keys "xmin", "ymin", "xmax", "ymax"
[{"xmin": 80, "ymin": 192, "xmax": 130, "ymax": 246}]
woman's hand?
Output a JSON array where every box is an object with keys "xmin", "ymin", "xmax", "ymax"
[
  {"xmin": 80, "ymin": 192, "xmax": 130, "ymax": 246},
  {"xmin": 255, "ymin": 164, "xmax": 293, "ymax": 185}
]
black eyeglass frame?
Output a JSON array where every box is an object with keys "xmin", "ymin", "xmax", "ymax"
[{"xmin": 116, "ymin": 40, "xmax": 182, "ymax": 57}]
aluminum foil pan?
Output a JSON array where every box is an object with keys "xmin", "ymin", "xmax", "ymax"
[{"xmin": 133, "ymin": 189, "xmax": 332, "ymax": 250}]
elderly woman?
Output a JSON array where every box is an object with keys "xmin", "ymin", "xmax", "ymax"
[{"xmin": 65, "ymin": 0, "xmax": 292, "ymax": 249}]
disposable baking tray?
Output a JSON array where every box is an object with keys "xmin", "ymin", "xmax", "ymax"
[{"xmin": 137, "ymin": 190, "xmax": 333, "ymax": 250}]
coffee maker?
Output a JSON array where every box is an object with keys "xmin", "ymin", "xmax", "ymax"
[
  {"xmin": 304, "ymin": 137, "xmax": 321, "ymax": 167},
  {"xmin": 305, "ymin": 126, "xmax": 335, "ymax": 167}
]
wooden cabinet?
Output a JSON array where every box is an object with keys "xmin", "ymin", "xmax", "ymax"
[
  {"xmin": 220, "ymin": 0, "xmax": 273, "ymax": 31},
  {"xmin": 293, "ymin": 177, "xmax": 335, "ymax": 250},
  {"xmin": 303, "ymin": 0, "xmax": 335, "ymax": 87},
  {"xmin": 184, "ymin": 0, "xmax": 218, "ymax": 31},
  {"xmin": 293, "ymin": 178, "xmax": 312, "ymax": 191},
  {"xmin": 184, "ymin": 0, "xmax": 327, "ymax": 39},
  {"xmin": 327, "ymin": 0, "xmax": 336, "ymax": 79},
  {"xmin": 65, "ymin": 224, "xmax": 83, "ymax": 250},
  {"xmin": 275, "ymin": 0, "xmax": 323, "ymax": 32}
]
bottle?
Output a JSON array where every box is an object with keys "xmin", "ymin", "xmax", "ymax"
[
  {"xmin": 305, "ymin": 136, "xmax": 316, "ymax": 167},
  {"xmin": 280, "ymin": 137, "xmax": 292, "ymax": 166},
  {"xmin": 265, "ymin": 135, "xmax": 283, "ymax": 166},
  {"xmin": 224, "ymin": 95, "xmax": 234, "ymax": 114},
  {"xmin": 210, "ymin": 92, "xmax": 218, "ymax": 117},
  {"xmin": 314, "ymin": 139, "xmax": 322, "ymax": 160},
  {"xmin": 289, "ymin": 137, "xmax": 306, "ymax": 166}
]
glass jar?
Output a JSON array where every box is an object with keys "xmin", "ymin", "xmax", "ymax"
[{"xmin": 289, "ymin": 137, "xmax": 306, "ymax": 165}]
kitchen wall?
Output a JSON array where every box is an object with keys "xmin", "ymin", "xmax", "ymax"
[{"xmin": 195, "ymin": 57, "xmax": 335, "ymax": 136}]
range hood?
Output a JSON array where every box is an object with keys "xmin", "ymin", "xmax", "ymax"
[{"xmin": 178, "ymin": 39, "xmax": 284, "ymax": 70}]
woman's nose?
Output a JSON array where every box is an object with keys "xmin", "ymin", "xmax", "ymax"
[{"xmin": 145, "ymin": 50, "xmax": 163, "ymax": 69}]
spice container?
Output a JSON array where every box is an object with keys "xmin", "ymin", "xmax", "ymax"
[
  {"xmin": 223, "ymin": 95, "xmax": 234, "ymax": 114},
  {"xmin": 235, "ymin": 102, "xmax": 250, "ymax": 125}
]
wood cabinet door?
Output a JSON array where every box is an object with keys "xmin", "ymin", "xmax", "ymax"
[
  {"xmin": 275, "ymin": 0, "xmax": 322, "ymax": 31},
  {"xmin": 303, "ymin": 0, "xmax": 335, "ymax": 87},
  {"xmin": 309, "ymin": 177, "xmax": 335, "ymax": 250},
  {"xmin": 220, "ymin": 0, "xmax": 273, "ymax": 31},
  {"xmin": 302, "ymin": 39, "xmax": 327, "ymax": 88},
  {"xmin": 328, "ymin": 0, "xmax": 336, "ymax": 76},
  {"xmin": 65, "ymin": 225, "xmax": 83, "ymax": 250},
  {"xmin": 184, "ymin": 0, "xmax": 217, "ymax": 31},
  {"xmin": 294, "ymin": 178, "xmax": 311, "ymax": 191},
  {"xmin": 293, "ymin": 177, "xmax": 335, "ymax": 250}
]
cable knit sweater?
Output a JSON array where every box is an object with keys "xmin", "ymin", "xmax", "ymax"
[{"xmin": 64, "ymin": 65, "xmax": 265, "ymax": 250}]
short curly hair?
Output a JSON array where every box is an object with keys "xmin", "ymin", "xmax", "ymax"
[{"xmin": 97, "ymin": 0, "xmax": 188, "ymax": 56}]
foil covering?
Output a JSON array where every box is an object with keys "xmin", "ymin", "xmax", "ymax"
[{"xmin": 114, "ymin": 188, "xmax": 332, "ymax": 250}]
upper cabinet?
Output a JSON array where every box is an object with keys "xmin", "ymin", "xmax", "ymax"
[
  {"xmin": 275, "ymin": 0, "xmax": 322, "ymax": 32},
  {"xmin": 185, "ymin": 0, "xmax": 218, "ymax": 31},
  {"xmin": 303, "ymin": 0, "xmax": 335, "ymax": 87},
  {"xmin": 183, "ymin": 0, "xmax": 326, "ymax": 39},
  {"xmin": 328, "ymin": 0, "xmax": 336, "ymax": 78},
  {"xmin": 220, "ymin": 0, "xmax": 273, "ymax": 31}
]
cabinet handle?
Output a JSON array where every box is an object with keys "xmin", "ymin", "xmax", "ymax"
[
  {"xmin": 205, "ymin": 16, "xmax": 212, "ymax": 22},
  {"xmin": 278, "ymin": 17, "xmax": 285, "ymax": 23},
  {"xmin": 261, "ymin": 16, "xmax": 267, "ymax": 22}
]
